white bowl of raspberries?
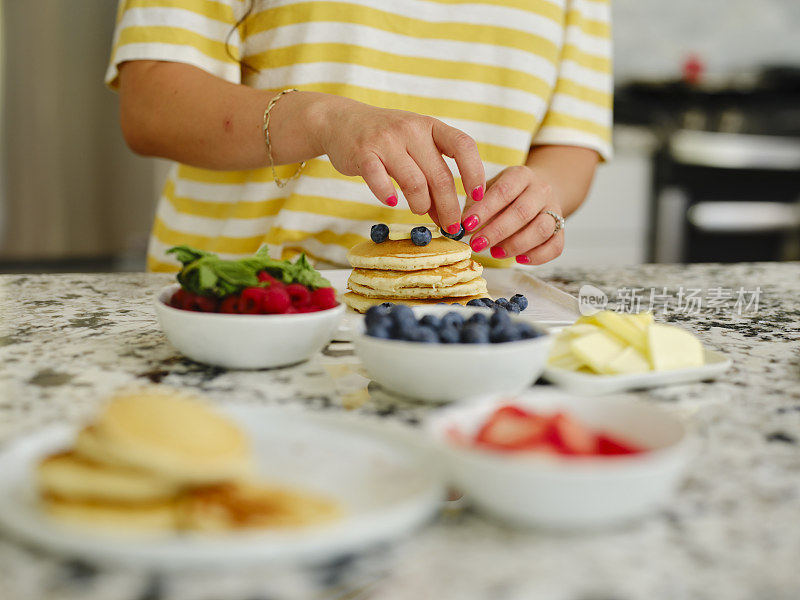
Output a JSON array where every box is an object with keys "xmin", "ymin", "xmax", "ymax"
[
  {"xmin": 353, "ymin": 303, "xmax": 553, "ymax": 402},
  {"xmin": 155, "ymin": 252, "xmax": 344, "ymax": 369}
]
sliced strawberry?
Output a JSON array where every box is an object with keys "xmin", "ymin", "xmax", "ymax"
[
  {"xmin": 597, "ymin": 434, "xmax": 644, "ymax": 456},
  {"xmin": 474, "ymin": 406, "xmax": 549, "ymax": 451},
  {"xmin": 547, "ymin": 413, "xmax": 598, "ymax": 455},
  {"xmin": 219, "ymin": 294, "xmax": 240, "ymax": 314},
  {"xmin": 310, "ymin": 287, "xmax": 338, "ymax": 310},
  {"xmin": 285, "ymin": 283, "xmax": 312, "ymax": 307}
]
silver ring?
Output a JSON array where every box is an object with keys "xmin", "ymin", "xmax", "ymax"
[{"xmin": 544, "ymin": 210, "xmax": 565, "ymax": 235}]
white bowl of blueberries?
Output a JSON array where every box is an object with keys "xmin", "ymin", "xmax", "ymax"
[{"xmin": 353, "ymin": 300, "xmax": 552, "ymax": 402}]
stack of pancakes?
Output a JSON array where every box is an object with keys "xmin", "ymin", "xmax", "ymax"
[
  {"xmin": 37, "ymin": 389, "xmax": 339, "ymax": 533},
  {"xmin": 344, "ymin": 232, "xmax": 490, "ymax": 313}
]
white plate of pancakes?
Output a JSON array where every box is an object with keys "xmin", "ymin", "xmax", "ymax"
[
  {"xmin": 0, "ymin": 390, "xmax": 444, "ymax": 570},
  {"xmin": 325, "ymin": 227, "xmax": 580, "ymax": 341}
]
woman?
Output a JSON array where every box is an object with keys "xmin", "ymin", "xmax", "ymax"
[{"xmin": 107, "ymin": 0, "xmax": 611, "ymax": 271}]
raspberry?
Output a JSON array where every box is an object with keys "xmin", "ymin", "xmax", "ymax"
[
  {"xmin": 257, "ymin": 271, "xmax": 283, "ymax": 286},
  {"xmin": 219, "ymin": 294, "xmax": 240, "ymax": 314},
  {"xmin": 310, "ymin": 287, "xmax": 338, "ymax": 310},
  {"xmin": 191, "ymin": 295, "xmax": 219, "ymax": 312},
  {"xmin": 285, "ymin": 283, "xmax": 312, "ymax": 307},
  {"xmin": 262, "ymin": 286, "xmax": 291, "ymax": 314},
  {"xmin": 170, "ymin": 288, "xmax": 192, "ymax": 309},
  {"xmin": 239, "ymin": 287, "xmax": 268, "ymax": 314}
]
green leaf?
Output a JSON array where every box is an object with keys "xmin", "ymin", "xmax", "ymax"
[
  {"xmin": 169, "ymin": 245, "xmax": 332, "ymax": 297},
  {"xmin": 167, "ymin": 245, "xmax": 215, "ymax": 265}
]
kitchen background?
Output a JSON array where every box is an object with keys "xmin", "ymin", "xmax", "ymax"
[{"xmin": 1, "ymin": 0, "xmax": 798, "ymax": 272}]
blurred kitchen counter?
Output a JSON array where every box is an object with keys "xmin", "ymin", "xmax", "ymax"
[{"xmin": 1, "ymin": 263, "xmax": 798, "ymax": 600}]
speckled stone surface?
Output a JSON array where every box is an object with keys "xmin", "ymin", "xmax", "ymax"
[{"xmin": 1, "ymin": 264, "xmax": 799, "ymax": 600}]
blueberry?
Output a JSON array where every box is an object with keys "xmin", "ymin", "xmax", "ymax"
[
  {"xmin": 461, "ymin": 323, "xmax": 490, "ymax": 343},
  {"xmin": 467, "ymin": 312, "xmax": 489, "ymax": 327},
  {"xmin": 507, "ymin": 302, "xmax": 521, "ymax": 314},
  {"xmin": 489, "ymin": 308, "xmax": 511, "ymax": 329},
  {"xmin": 367, "ymin": 324, "xmax": 392, "ymax": 339},
  {"xmin": 390, "ymin": 304, "xmax": 414, "ymax": 323},
  {"xmin": 410, "ymin": 226, "xmax": 433, "ymax": 246},
  {"xmin": 440, "ymin": 312, "xmax": 464, "ymax": 330},
  {"xmin": 365, "ymin": 304, "xmax": 392, "ymax": 328},
  {"xmin": 438, "ymin": 326, "xmax": 461, "ymax": 343},
  {"xmin": 440, "ymin": 225, "xmax": 465, "ymax": 241},
  {"xmin": 380, "ymin": 302, "xmax": 393, "ymax": 308},
  {"xmin": 510, "ymin": 294, "xmax": 529, "ymax": 311},
  {"xmin": 495, "ymin": 298, "xmax": 512, "ymax": 311},
  {"xmin": 466, "ymin": 299, "xmax": 485, "ymax": 308},
  {"xmin": 517, "ymin": 322, "xmax": 541, "ymax": 339},
  {"xmin": 420, "ymin": 314, "xmax": 440, "ymax": 329},
  {"xmin": 480, "ymin": 298, "xmax": 496, "ymax": 308},
  {"xmin": 414, "ymin": 326, "xmax": 440, "ymax": 343},
  {"xmin": 370, "ymin": 223, "xmax": 389, "ymax": 243},
  {"xmin": 490, "ymin": 325, "xmax": 521, "ymax": 343},
  {"xmin": 397, "ymin": 323, "xmax": 421, "ymax": 341}
]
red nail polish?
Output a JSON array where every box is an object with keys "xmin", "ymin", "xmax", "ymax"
[
  {"xmin": 447, "ymin": 223, "xmax": 460, "ymax": 235},
  {"xmin": 516, "ymin": 255, "xmax": 530, "ymax": 264},
  {"xmin": 490, "ymin": 246, "xmax": 506, "ymax": 259},
  {"xmin": 463, "ymin": 215, "xmax": 479, "ymax": 232},
  {"xmin": 472, "ymin": 185, "xmax": 484, "ymax": 202},
  {"xmin": 386, "ymin": 195, "xmax": 398, "ymax": 207},
  {"xmin": 471, "ymin": 236, "xmax": 488, "ymax": 252}
]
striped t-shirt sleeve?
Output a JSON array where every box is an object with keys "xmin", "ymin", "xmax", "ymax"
[
  {"xmin": 532, "ymin": 0, "xmax": 613, "ymax": 160},
  {"xmin": 105, "ymin": 0, "xmax": 243, "ymax": 90}
]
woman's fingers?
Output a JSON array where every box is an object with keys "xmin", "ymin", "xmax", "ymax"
[
  {"xmin": 408, "ymin": 143, "xmax": 461, "ymax": 233},
  {"xmin": 463, "ymin": 166, "xmax": 531, "ymax": 252},
  {"xmin": 383, "ymin": 151, "xmax": 432, "ymax": 216},
  {"xmin": 431, "ymin": 120, "xmax": 485, "ymax": 203},
  {"xmin": 515, "ymin": 230, "xmax": 565, "ymax": 265},
  {"xmin": 490, "ymin": 207, "xmax": 562, "ymax": 259},
  {"xmin": 358, "ymin": 152, "xmax": 398, "ymax": 206}
]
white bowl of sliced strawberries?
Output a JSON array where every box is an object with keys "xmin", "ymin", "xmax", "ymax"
[
  {"xmin": 154, "ymin": 246, "xmax": 344, "ymax": 369},
  {"xmin": 426, "ymin": 390, "xmax": 694, "ymax": 529}
]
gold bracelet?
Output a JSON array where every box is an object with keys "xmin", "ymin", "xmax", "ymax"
[{"xmin": 263, "ymin": 88, "xmax": 307, "ymax": 188}]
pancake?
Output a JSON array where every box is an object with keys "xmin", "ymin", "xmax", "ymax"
[
  {"xmin": 348, "ymin": 277, "xmax": 488, "ymax": 299},
  {"xmin": 347, "ymin": 237, "xmax": 471, "ymax": 271},
  {"xmin": 178, "ymin": 482, "xmax": 341, "ymax": 531},
  {"xmin": 41, "ymin": 494, "xmax": 178, "ymax": 533},
  {"xmin": 348, "ymin": 259, "xmax": 482, "ymax": 291},
  {"xmin": 343, "ymin": 291, "xmax": 490, "ymax": 313},
  {"xmin": 76, "ymin": 389, "xmax": 253, "ymax": 485},
  {"xmin": 37, "ymin": 450, "xmax": 179, "ymax": 503}
]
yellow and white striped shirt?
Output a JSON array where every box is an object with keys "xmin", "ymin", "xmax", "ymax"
[{"xmin": 106, "ymin": 0, "xmax": 612, "ymax": 271}]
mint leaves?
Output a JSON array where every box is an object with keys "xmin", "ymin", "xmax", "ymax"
[{"xmin": 166, "ymin": 245, "xmax": 331, "ymax": 298}]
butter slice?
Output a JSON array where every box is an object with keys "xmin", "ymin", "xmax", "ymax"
[
  {"xmin": 387, "ymin": 224, "xmax": 442, "ymax": 241},
  {"xmin": 570, "ymin": 332, "xmax": 626, "ymax": 375}
]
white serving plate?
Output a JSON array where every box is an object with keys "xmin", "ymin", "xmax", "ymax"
[
  {"xmin": 0, "ymin": 407, "xmax": 444, "ymax": 571},
  {"xmin": 426, "ymin": 390, "xmax": 695, "ymax": 529},
  {"xmin": 353, "ymin": 306, "xmax": 553, "ymax": 403},
  {"xmin": 324, "ymin": 267, "xmax": 580, "ymax": 341},
  {"xmin": 543, "ymin": 347, "xmax": 732, "ymax": 395}
]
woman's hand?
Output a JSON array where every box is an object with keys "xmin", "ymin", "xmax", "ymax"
[
  {"xmin": 460, "ymin": 165, "xmax": 565, "ymax": 265},
  {"xmin": 458, "ymin": 145, "xmax": 599, "ymax": 265},
  {"xmin": 313, "ymin": 96, "xmax": 485, "ymax": 233}
]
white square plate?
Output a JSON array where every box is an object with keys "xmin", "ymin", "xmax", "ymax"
[{"xmin": 542, "ymin": 348, "xmax": 732, "ymax": 395}]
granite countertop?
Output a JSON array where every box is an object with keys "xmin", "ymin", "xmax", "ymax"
[{"xmin": 1, "ymin": 264, "xmax": 799, "ymax": 600}]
